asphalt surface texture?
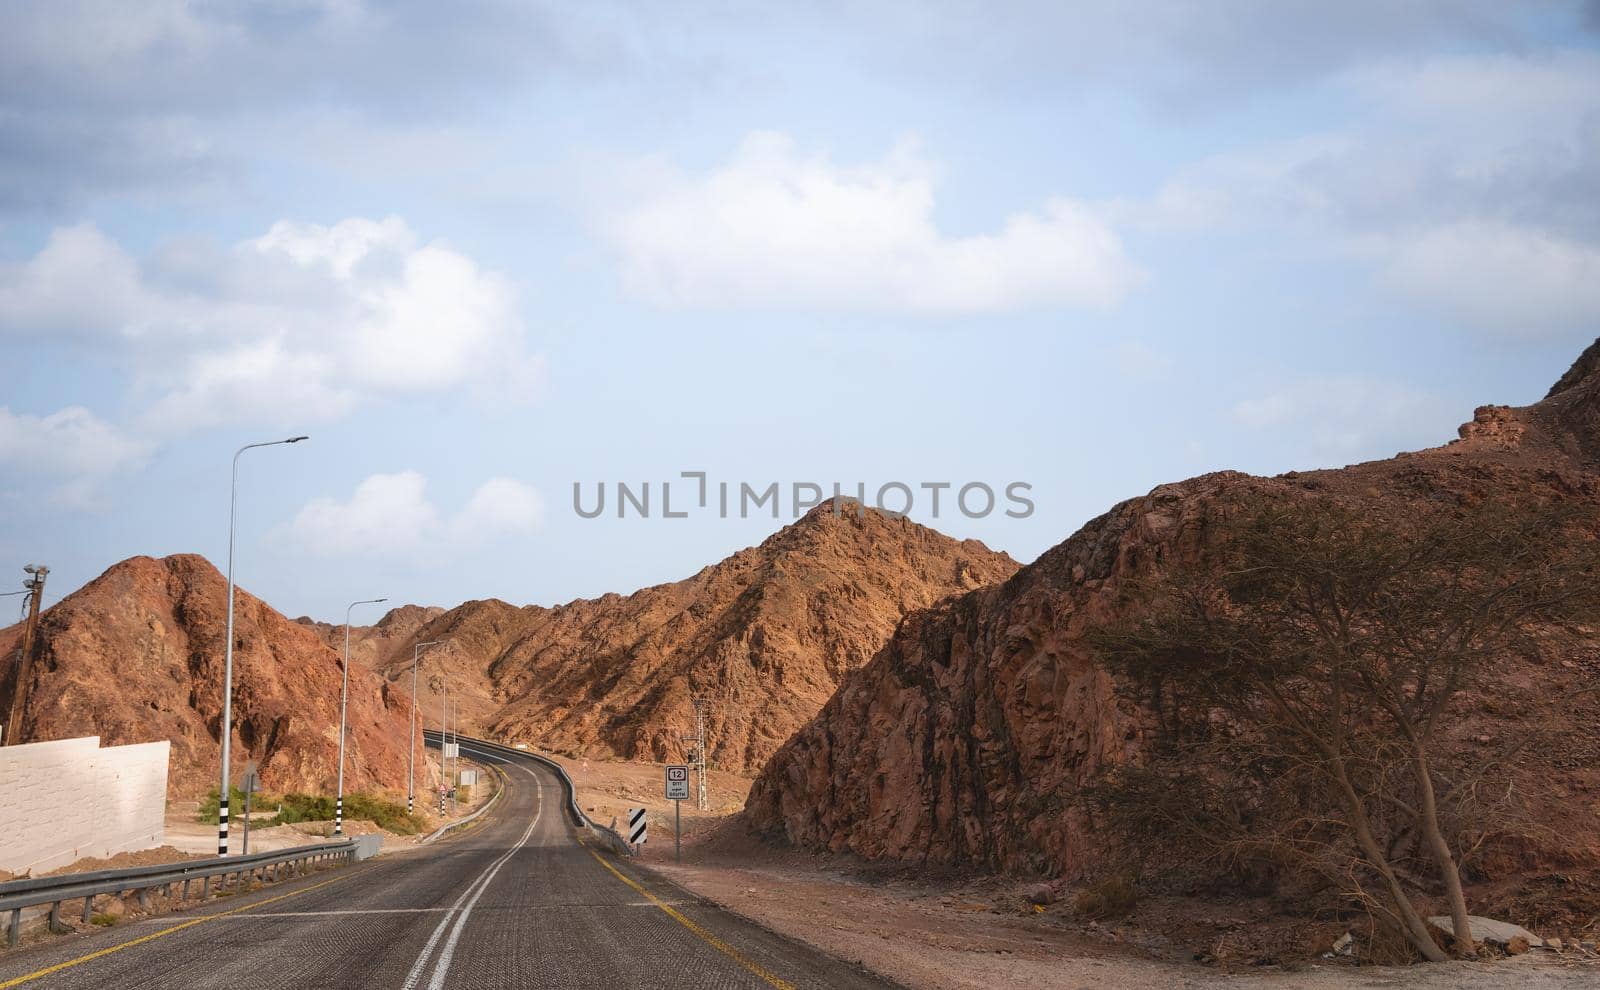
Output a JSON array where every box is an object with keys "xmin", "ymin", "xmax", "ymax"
[{"xmin": 0, "ymin": 741, "xmax": 902, "ymax": 989}]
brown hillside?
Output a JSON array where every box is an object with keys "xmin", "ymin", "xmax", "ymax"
[
  {"xmin": 375, "ymin": 505, "xmax": 1019, "ymax": 773},
  {"xmin": 297, "ymin": 604, "xmax": 446, "ymax": 674},
  {"xmin": 745, "ymin": 340, "xmax": 1600, "ymax": 880},
  {"xmin": 0, "ymin": 554, "xmax": 422, "ymax": 798}
]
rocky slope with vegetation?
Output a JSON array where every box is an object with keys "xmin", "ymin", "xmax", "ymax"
[{"xmin": 745, "ymin": 340, "xmax": 1600, "ymax": 919}]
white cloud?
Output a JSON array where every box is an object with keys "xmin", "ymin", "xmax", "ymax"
[
  {"xmin": 456, "ymin": 477, "xmax": 545, "ymax": 540},
  {"xmin": 1370, "ymin": 221, "xmax": 1600, "ymax": 335},
  {"xmin": 602, "ymin": 132, "xmax": 1142, "ymax": 314},
  {"xmin": 0, "ymin": 405, "xmax": 152, "ymax": 507},
  {"xmin": 278, "ymin": 472, "xmax": 544, "ymax": 557},
  {"xmin": 1231, "ymin": 378, "xmax": 1454, "ymax": 460},
  {"xmin": 0, "ymin": 216, "xmax": 543, "ymax": 433},
  {"xmin": 1126, "ymin": 49, "xmax": 1600, "ymax": 337}
]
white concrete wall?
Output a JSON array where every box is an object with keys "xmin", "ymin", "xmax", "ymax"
[{"xmin": 0, "ymin": 736, "xmax": 169, "ymax": 875}]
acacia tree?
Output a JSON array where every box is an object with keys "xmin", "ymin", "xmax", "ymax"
[{"xmin": 1091, "ymin": 497, "xmax": 1598, "ymax": 961}]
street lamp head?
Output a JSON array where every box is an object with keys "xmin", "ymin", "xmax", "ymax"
[{"xmin": 285, "ymin": 436, "xmax": 309, "ymax": 443}]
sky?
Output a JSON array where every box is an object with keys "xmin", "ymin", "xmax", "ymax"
[{"xmin": 2, "ymin": 1, "xmax": 1598, "ymax": 621}]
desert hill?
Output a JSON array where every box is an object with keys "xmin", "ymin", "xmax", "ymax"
[
  {"xmin": 374, "ymin": 504, "xmax": 1019, "ymax": 772},
  {"xmin": 297, "ymin": 604, "xmax": 446, "ymax": 674},
  {"xmin": 745, "ymin": 340, "xmax": 1600, "ymax": 882},
  {"xmin": 0, "ymin": 554, "xmax": 422, "ymax": 797}
]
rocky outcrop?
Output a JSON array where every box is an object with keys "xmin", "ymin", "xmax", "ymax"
[
  {"xmin": 745, "ymin": 339, "xmax": 1600, "ymax": 877},
  {"xmin": 0, "ymin": 555, "xmax": 420, "ymax": 797},
  {"xmin": 375, "ymin": 503, "xmax": 1019, "ymax": 773},
  {"xmin": 297, "ymin": 604, "xmax": 446, "ymax": 674}
]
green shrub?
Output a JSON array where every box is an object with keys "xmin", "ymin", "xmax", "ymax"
[
  {"xmin": 196, "ymin": 786, "xmax": 268, "ymax": 824},
  {"xmin": 197, "ymin": 788, "xmax": 425, "ymax": 834}
]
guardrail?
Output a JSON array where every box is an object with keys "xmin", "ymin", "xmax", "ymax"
[
  {"xmin": 0, "ymin": 839, "xmax": 359, "ymax": 948},
  {"xmin": 418, "ymin": 768, "xmax": 504, "ymax": 844},
  {"xmin": 424, "ymin": 731, "xmax": 634, "ymax": 856}
]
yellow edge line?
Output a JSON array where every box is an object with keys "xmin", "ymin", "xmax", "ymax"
[
  {"xmin": 581, "ymin": 842, "xmax": 796, "ymax": 990},
  {"xmin": 0, "ymin": 869, "xmax": 355, "ymax": 989}
]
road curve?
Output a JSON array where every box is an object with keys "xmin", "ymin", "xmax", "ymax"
[{"xmin": 0, "ymin": 742, "xmax": 901, "ymax": 989}]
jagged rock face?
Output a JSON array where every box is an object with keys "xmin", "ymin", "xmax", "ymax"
[
  {"xmin": 745, "ymin": 339, "xmax": 1600, "ymax": 877},
  {"xmin": 0, "ymin": 555, "xmax": 419, "ymax": 797},
  {"xmin": 374, "ymin": 504, "xmax": 1019, "ymax": 773},
  {"xmin": 297, "ymin": 604, "xmax": 446, "ymax": 675}
]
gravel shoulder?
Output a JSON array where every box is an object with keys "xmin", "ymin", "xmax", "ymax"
[{"xmin": 560, "ymin": 755, "xmax": 1600, "ymax": 990}]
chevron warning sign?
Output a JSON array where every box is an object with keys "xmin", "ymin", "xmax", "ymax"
[{"xmin": 628, "ymin": 807, "xmax": 647, "ymax": 845}]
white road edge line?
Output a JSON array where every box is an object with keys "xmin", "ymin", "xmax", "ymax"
[{"xmin": 400, "ymin": 755, "xmax": 543, "ymax": 990}]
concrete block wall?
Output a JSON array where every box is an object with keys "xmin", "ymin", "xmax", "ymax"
[{"xmin": 0, "ymin": 736, "xmax": 170, "ymax": 876}]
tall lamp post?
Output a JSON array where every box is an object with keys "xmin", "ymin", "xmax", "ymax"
[
  {"xmin": 439, "ymin": 676, "xmax": 450, "ymax": 815},
  {"xmin": 337, "ymin": 597, "xmax": 387, "ymax": 836},
  {"xmin": 219, "ymin": 436, "xmax": 308, "ymax": 856},
  {"xmin": 409, "ymin": 640, "xmax": 446, "ymax": 815}
]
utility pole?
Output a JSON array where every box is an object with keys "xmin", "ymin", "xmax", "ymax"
[
  {"xmin": 3, "ymin": 565, "xmax": 47, "ymax": 747},
  {"xmin": 680, "ymin": 696, "xmax": 710, "ymax": 811}
]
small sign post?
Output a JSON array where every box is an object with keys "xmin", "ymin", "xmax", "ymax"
[
  {"xmin": 665, "ymin": 765, "xmax": 690, "ymax": 862},
  {"xmin": 241, "ymin": 763, "xmax": 260, "ymax": 856},
  {"xmin": 628, "ymin": 807, "xmax": 648, "ymax": 851}
]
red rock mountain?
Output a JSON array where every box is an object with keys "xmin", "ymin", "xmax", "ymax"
[
  {"xmin": 745, "ymin": 341, "xmax": 1600, "ymax": 878},
  {"xmin": 297, "ymin": 604, "xmax": 446, "ymax": 675},
  {"xmin": 0, "ymin": 554, "xmax": 421, "ymax": 797},
  {"xmin": 374, "ymin": 504, "xmax": 1019, "ymax": 773}
]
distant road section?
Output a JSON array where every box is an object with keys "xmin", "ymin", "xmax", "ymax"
[{"xmin": 0, "ymin": 740, "xmax": 900, "ymax": 989}]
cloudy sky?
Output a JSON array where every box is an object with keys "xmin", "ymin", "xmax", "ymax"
[{"xmin": 2, "ymin": 1, "xmax": 1597, "ymax": 620}]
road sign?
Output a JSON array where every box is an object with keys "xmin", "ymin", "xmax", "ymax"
[
  {"xmin": 627, "ymin": 807, "xmax": 647, "ymax": 846},
  {"xmin": 665, "ymin": 764, "xmax": 690, "ymax": 800},
  {"xmin": 241, "ymin": 763, "xmax": 260, "ymax": 793}
]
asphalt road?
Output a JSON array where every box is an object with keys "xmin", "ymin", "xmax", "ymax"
[{"xmin": 0, "ymin": 742, "xmax": 901, "ymax": 990}]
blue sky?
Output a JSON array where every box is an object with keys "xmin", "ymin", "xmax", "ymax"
[{"xmin": 2, "ymin": 1, "xmax": 1597, "ymax": 620}]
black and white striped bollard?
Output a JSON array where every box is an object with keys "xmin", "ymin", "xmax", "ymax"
[
  {"xmin": 334, "ymin": 796, "xmax": 343, "ymax": 836},
  {"xmin": 217, "ymin": 797, "xmax": 230, "ymax": 855}
]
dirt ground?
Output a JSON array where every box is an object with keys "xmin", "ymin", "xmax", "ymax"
[{"xmin": 559, "ymin": 757, "xmax": 1600, "ymax": 990}]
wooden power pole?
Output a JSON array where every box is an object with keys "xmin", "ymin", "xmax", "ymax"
[{"xmin": 4, "ymin": 564, "xmax": 47, "ymax": 746}]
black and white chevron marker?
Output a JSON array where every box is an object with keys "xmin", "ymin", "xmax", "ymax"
[{"xmin": 627, "ymin": 807, "xmax": 647, "ymax": 846}]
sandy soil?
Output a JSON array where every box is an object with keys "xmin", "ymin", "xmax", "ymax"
[{"xmin": 558, "ymin": 757, "xmax": 1600, "ymax": 990}]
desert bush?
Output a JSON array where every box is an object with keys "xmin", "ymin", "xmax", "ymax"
[
  {"xmin": 1073, "ymin": 875, "xmax": 1139, "ymax": 920},
  {"xmin": 1089, "ymin": 497, "xmax": 1600, "ymax": 961}
]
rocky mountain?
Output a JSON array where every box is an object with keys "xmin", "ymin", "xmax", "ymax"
[
  {"xmin": 745, "ymin": 341, "xmax": 1600, "ymax": 879},
  {"xmin": 297, "ymin": 604, "xmax": 446, "ymax": 674},
  {"xmin": 0, "ymin": 554, "xmax": 422, "ymax": 797},
  {"xmin": 375, "ymin": 504, "xmax": 1019, "ymax": 773}
]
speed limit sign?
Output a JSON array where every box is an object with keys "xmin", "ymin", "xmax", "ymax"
[{"xmin": 665, "ymin": 765, "xmax": 690, "ymax": 800}]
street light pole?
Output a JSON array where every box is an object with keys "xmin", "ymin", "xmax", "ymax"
[
  {"xmin": 439, "ymin": 676, "xmax": 449, "ymax": 815},
  {"xmin": 409, "ymin": 640, "xmax": 444, "ymax": 815},
  {"xmin": 337, "ymin": 597, "xmax": 387, "ymax": 836},
  {"xmin": 219, "ymin": 436, "xmax": 307, "ymax": 856}
]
